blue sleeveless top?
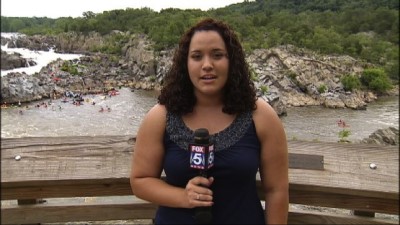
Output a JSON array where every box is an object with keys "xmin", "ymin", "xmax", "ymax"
[{"xmin": 155, "ymin": 111, "xmax": 265, "ymax": 224}]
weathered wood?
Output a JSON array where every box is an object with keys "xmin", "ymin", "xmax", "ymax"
[
  {"xmin": 289, "ymin": 153, "xmax": 324, "ymax": 170},
  {"xmin": 287, "ymin": 186, "xmax": 399, "ymax": 214},
  {"xmin": 1, "ymin": 135, "xmax": 135, "ymax": 186},
  {"xmin": 1, "ymin": 135, "xmax": 399, "ymax": 224},
  {"xmin": 1, "ymin": 180, "xmax": 132, "ymax": 200},
  {"xmin": 287, "ymin": 140, "xmax": 398, "ymax": 199},
  {"xmin": 2, "ymin": 199, "xmax": 397, "ymax": 225},
  {"xmin": 288, "ymin": 208, "xmax": 398, "ymax": 225},
  {"xmin": 2, "ymin": 136, "xmax": 397, "ymax": 195},
  {"xmin": 1, "ymin": 197, "xmax": 157, "ymax": 224},
  {"xmin": 1, "ymin": 136, "xmax": 398, "ymax": 200}
]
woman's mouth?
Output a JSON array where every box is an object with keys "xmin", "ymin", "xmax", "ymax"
[{"xmin": 201, "ymin": 75, "xmax": 216, "ymax": 80}]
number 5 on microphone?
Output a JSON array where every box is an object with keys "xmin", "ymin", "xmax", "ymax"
[
  {"xmin": 190, "ymin": 145, "xmax": 206, "ymax": 169},
  {"xmin": 192, "ymin": 152, "xmax": 204, "ymax": 165}
]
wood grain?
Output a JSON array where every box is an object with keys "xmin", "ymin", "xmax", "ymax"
[{"xmin": 1, "ymin": 135, "xmax": 398, "ymax": 224}]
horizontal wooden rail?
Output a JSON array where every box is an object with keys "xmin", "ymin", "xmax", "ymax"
[
  {"xmin": 2, "ymin": 198, "xmax": 157, "ymax": 224},
  {"xmin": 2, "ymin": 179, "xmax": 398, "ymax": 215},
  {"xmin": 1, "ymin": 135, "xmax": 398, "ymax": 224},
  {"xmin": 2, "ymin": 197, "xmax": 398, "ymax": 224}
]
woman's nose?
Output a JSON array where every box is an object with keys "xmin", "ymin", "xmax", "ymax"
[{"xmin": 202, "ymin": 56, "xmax": 213, "ymax": 71}]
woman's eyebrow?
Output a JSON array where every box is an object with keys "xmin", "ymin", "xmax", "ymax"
[
  {"xmin": 189, "ymin": 48, "xmax": 226, "ymax": 53},
  {"xmin": 211, "ymin": 47, "xmax": 226, "ymax": 51}
]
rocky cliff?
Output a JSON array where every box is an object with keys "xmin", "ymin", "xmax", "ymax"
[{"xmin": 1, "ymin": 32, "xmax": 398, "ymax": 116}]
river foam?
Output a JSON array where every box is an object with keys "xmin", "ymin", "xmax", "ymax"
[{"xmin": 1, "ymin": 32, "xmax": 83, "ymax": 77}]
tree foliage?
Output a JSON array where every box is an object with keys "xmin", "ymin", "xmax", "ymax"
[
  {"xmin": 360, "ymin": 68, "xmax": 393, "ymax": 92},
  {"xmin": 341, "ymin": 74, "xmax": 361, "ymax": 91},
  {"xmin": 1, "ymin": 0, "xmax": 398, "ymax": 81}
]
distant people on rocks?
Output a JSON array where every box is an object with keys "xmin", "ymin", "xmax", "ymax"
[
  {"xmin": 8, "ymin": 88, "xmax": 121, "ymax": 113},
  {"xmin": 65, "ymin": 90, "xmax": 74, "ymax": 98}
]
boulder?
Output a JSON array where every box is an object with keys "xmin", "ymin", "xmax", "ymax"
[
  {"xmin": 1, "ymin": 50, "xmax": 37, "ymax": 70},
  {"xmin": 361, "ymin": 127, "xmax": 399, "ymax": 146}
]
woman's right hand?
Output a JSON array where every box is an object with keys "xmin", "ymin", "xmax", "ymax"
[{"xmin": 184, "ymin": 176, "xmax": 214, "ymax": 208}]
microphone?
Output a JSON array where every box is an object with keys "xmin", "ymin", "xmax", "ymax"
[{"xmin": 189, "ymin": 128, "xmax": 214, "ymax": 224}]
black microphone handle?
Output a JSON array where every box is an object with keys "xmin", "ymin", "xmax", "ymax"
[
  {"xmin": 193, "ymin": 128, "xmax": 213, "ymax": 224},
  {"xmin": 195, "ymin": 165, "xmax": 212, "ymax": 224},
  {"xmin": 195, "ymin": 207, "xmax": 213, "ymax": 224}
]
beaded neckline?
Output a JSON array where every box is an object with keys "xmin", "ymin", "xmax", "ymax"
[{"xmin": 166, "ymin": 111, "xmax": 253, "ymax": 152}]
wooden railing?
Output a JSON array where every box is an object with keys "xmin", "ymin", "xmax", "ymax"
[{"xmin": 1, "ymin": 135, "xmax": 398, "ymax": 224}]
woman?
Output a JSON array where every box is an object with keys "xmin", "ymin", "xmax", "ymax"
[{"xmin": 130, "ymin": 18, "xmax": 288, "ymax": 224}]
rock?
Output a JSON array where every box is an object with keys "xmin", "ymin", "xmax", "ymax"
[
  {"xmin": 339, "ymin": 92, "xmax": 367, "ymax": 110},
  {"xmin": 1, "ymin": 50, "xmax": 37, "ymax": 70},
  {"xmin": 259, "ymin": 92, "xmax": 287, "ymax": 116},
  {"xmin": 361, "ymin": 127, "xmax": 399, "ymax": 146},
  {"xmin": 1, "ymin": 33, "xmax": 398, "ymax": 117}
]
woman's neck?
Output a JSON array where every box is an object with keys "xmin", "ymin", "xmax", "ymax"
[{"xmin": 194, "ymin": 91, "xmax": 223, "ymax": 108}]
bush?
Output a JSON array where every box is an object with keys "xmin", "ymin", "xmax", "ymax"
[
  {"xmin": 259, "ymin": 85, "xmax": 268, "ymax": 95},
  {"xmin": 287, "ymin": 71, "xmax": 297, "ymax": 80},
  {"xmin": 369, "ymin": 77, "xmax": 393, "ymax": 92},
  {"xmin": 61, "ymin": 61, "xmax": 80, "ymax": 75},
  {"xmin": 360, "ymin": 68, "xmax": 392, "ymax": 92},
  {"xmin": 385, "ymin": 60, "xmax": 399, "ymax": 82},
  {"xmin": 249, "ymin": 67, "xmax": 259, "ymax": 82},
  {"xmin": 318, "ymin": 84, "xmax": 327, "ymax": 93},
  {"xmin": 341, "ymin": 74, "xmax": 361, "ymax": 91}
]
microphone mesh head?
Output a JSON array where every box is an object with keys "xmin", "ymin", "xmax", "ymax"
[
  {"xmin": 194, "ymin": 128, "xmax": 209, "ymax": 138},
  {"xmin": 194, "ymin": 128, "xmax": 209, "ymax": 144}
]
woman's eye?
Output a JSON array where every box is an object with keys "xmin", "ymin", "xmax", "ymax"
[
  {"xmin": 191, "ymin": 54, "xmax": 202, "ymax": 60},
  {"xmin": 212, "ymin": 53, "xmax": 225, "ymax": 59},
  {"xmin": 190, "ymin": 52, "xmax": 227, "ymax": 61}
]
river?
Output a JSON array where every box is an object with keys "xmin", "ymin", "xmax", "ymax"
[
  {"xmin": 1, "ymin": 88, "xmax": 158, "ymax": 138},
  {"xmin": 281, "ymin": 96, "xmax": 399, "ymax": 142},
  {"xmin": 1, "ymin": 87, "xmax": 398, "ymax": 143},
  {"xmin": 1, "ymin": 32, "xmax": 398, "ymax": 142}
]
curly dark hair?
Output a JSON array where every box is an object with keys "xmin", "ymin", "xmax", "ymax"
[{"xmin": 158, "ymin": 18, "xmax": 257, "ymax": 115}]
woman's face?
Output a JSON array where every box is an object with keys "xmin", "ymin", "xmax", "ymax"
[{"xmin": 187, "ymin": 30, "xmax": 229, "ymax": 98}]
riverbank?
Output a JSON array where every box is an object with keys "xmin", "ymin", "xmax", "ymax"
[
  {"xmin": 2, "ymin": 32, "xmax": 397, "ymax": 116},
  {"xmin": 1, "ymin": 87, "xmax": 398, "ymax": 144}
]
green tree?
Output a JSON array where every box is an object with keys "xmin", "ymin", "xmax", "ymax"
[
  {"xmin": 360, "ymin": 68, "xmax": 393, "ymax": 92},
  {"xmin": 341, "ymin": 74, "xmax": 361, "ymax": 91},
  {"xmin": 0, "ymin": 0, "xmax": 398, "ymax": 83},
  {"xmin": 83, "ymin": 11, "xmax": 96, "ymax": 19},
  {"xmin": 306, "ymin": 26, "xmax": 343, "ymax": 54}
]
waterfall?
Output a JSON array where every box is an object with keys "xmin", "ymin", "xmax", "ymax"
[{"xmin": 1, "ymin": 33, "xmax": 83, "ymax": 77}]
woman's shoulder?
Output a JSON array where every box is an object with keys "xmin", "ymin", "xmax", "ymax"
[
  {"xmin": 148, "ymin": 103, "xmax": 167, "ymax": 115},
  {"xmin": 253, "ymin": 98, "xmax": 278, "ymax": 118},
  {"xmin": 141, "ymin": 104, "xmax": 167, "ymax": 127},
  {"xmin": 252, "ymin": 98, "xmax": 282, "ymax": 134}
]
